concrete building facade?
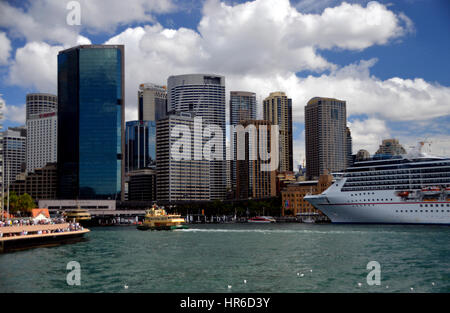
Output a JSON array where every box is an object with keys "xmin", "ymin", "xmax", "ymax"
[
  {"xmin": 156, "ymin": 113, "xmax": 209, "ymax": 202},
  {"xmin": 167, "ymin": 74, "xmax": 226, "ymax": 200},
  {"xmin": 1, "ymin": 128, "xmax": 26, "ymax": 184},
  {"xmin": 138, "ymin": 83, "xmax": 167, "ymax": 122},
  {"xmin": 10, "ymin": 163, "xmax": 57, "ymax": 201},
  {"xmin": 26, "ymin": 111, "xmax": 57, "ymax": 173},
  {"xmin": 236, "ymin": 120, "xmax": 277, "ymax": 199},
  {"xmin": 375, "ymin": 138, "xmax": 407, "ymax": 156},
  {"xmin": 305, "ymin": 97, "xmax": 348, "ymax": 179},
  {"xmin": 26, "ymin": 93, "xmax": 57, "ymax": 120},
  {"xmin": 263, "ymin": 92, "xmax": 293, "ymax": 172},
  {"xmin": 281, "ymin": 173, "xmax": 333, "ymax": 216}
]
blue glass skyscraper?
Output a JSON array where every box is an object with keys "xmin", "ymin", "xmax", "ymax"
[
  {"xmin": 125, "ymin": 121, "xmax": 156, "ymax": 172},
  {"xmin": 57, "ymin": 45, "xmax": 124, "ymax": 200}
]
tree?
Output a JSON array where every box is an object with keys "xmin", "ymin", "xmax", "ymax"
[
  {"xmin": 3, "ymin": 191, "xmax": 19, "ymax": 213},
  {"xmin": 18, "ymin": 193, "xmax": 36, "ymax": 214}
]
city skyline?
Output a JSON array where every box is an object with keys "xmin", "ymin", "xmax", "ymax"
[{"xmin": 0, "ymin": 0, "xmax": 449, "ymax": 171}]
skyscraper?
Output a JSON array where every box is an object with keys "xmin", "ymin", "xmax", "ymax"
[
  {"xmin": 167, "ymin": 74, "xmax": 226, "ymax": 200},
  {"xmin": 235, "ymin": 120, "xmax": 277, "ymax": 199},
  {"xmin": 1, "ymin": 128, "xmax": 26, "ymax": 184},
  {"xmin": 57, "ymin": 45, "xmax": 124, "ymax": 200},
  {"xmin": 26, "ymin": 93, "xmax": 57, "ymax": 120},
  {"xmin": 138, "ymin": 83, "xmax": 167, "ymax": 121},
  {"xmin": 26, "ymin": 111, "xmax": 57, "ymax": 173},
  {"xmin": 263, "ymin": 92, "xmax": 293, "ymax": 172},
  {"xmin": 156, "ymin": 112, "xmax": 209, "ymax": 202},
  {"xmin": 346, "ymin": 126, "xmax": 353, "ymax": 168},
  {"xmin": 305, "ymin": 97, "xmax": 348, "ymax": 179},
  {"xmin": 229, "ymin": 91, "xmax": 257, "ymax": 195},
  {"xmin": 125, "ymin": 120, "xmax": 156, "ymax": 172}
]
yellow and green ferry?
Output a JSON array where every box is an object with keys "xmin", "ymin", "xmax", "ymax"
[{"xmin": 137, "ymin": 205, "xmax": 188, "ymax": 231}]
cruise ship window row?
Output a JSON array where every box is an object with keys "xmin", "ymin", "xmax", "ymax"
[
  {"xmin": 347, "ymin": 165, "xmax": 450, "ymax": 175},
  {"xmin": 396, "ymin": 209, "xmax": 449, "ymax": 213},
  {"xmin": 346, "ymin": 172, "xmax": 450, "ymax": 182},
  {"xmin": 342, "ymin": 183, "xmax": 449, "ymax": 191},
  {"xmin": 346, "ymin": 167, "xmax": 450, "ymax": 179},
  {"xmin": 349, "ymin": 161, "xmax": 450, "ymax": 171}
]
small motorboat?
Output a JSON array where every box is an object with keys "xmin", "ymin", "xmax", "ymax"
[{"xmin": 248, "ymin": 216, "xmax": 276, "ymax": 223}]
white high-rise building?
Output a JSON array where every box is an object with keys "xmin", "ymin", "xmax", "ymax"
[
  {"xmin": 26, "ymin": 93, "xmax": 57, "ymax": 120},
  {"xmin": 167, "ymin": 74, "xmax": 226, "ymax": 200},
  {"xmin": 26, "ymin": 111, "xmax": 57, "ymax": 173}
]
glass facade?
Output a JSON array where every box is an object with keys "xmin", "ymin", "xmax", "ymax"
[
  {"xmin": 57, "ymin": 45, "xmax": 124, "ymax": 200},
  {"xmin": 125, "ymin": 120, "xmax": 156, "ymax": 172}
]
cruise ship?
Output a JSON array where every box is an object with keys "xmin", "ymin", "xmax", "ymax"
[{"xmin": 305, "ymin": 144, "xmax": 450, "ymax": 224}]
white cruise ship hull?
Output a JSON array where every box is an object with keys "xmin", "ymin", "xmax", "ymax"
[
  {"xmin": 304, "ymin": 152, "xmax": 450, "ymax": 225},
  {"xmin": 306, "ymin": 194, "xmax": 450, "ymax": 224}
]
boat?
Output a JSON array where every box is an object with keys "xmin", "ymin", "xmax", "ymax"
[
  {"xmin": 137, "ymin": 205, "xmax": 188, "ymax": 231},
  {"xmin": 305, "ymin": 143, "xmax": 450, "ymax": 224},
  {"xmin": 0, "ymin": 221, "xmax": 89, "ymax": 253},
  {"xmin": 63, "ymin": 208, "xmax": 92, "ymax": 226},
  {"xmin": 248, "ymin": 216, "xmax": 276, "ymax": 223},
  {"xmin": 421, "ymin": 186, "xmax": 441, "ymax": 196}
]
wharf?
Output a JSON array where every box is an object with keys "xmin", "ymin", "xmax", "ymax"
[{"xmin": 0, "ymin": 223, "xmax": 89, "ymax": 253}]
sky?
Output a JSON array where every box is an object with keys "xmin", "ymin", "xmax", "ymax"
[{"xmin": 0, "ymin": 0, "xmax": 449, "ymax": 169}]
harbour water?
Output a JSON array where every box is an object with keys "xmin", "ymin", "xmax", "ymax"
[{"xmin": 0, "ymin": 223, "xmax": 449, "ymax": 293}]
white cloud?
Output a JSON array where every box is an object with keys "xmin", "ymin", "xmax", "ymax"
[
  {"xmin": 5, "ymin": 0, "xmax": 448, "ymax": 132},
  {"xmin": 348, "ymin": 117, "xmax": 390, "ymax": 154},
  {"xmin": 0, "ymin": 32, "xmax": 12, "ymax": 65},
  {"xmin": 8, "ymin": 42, "xmax": 62, "ymax": 93},
  {"xmin": 287, "ymin": 59, "xmax": 450, "ymax": 122},
  {"xmin": 0, "ymin": 0, "xmax": 175, "ymax": 45},
  {"xmin": 0, "ymin": 96, "xmax": 26, "ymax": 124}
]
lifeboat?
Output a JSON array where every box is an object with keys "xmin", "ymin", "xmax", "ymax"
[
  {"xmin": 398, "ymin": 191, "xmax": 409, "ymax": 197},
  {"xmin": 421, "ymin": 186, "xmax": 441, "ymax": 196}
]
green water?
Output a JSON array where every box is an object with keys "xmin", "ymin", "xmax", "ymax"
[{"xmin": 0, "ymin": 223, "xmax": 449, "ymax": 293}]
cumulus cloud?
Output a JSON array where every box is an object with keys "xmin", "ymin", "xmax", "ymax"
[
  {"xmin": 8, "ymin": 42, "xmax": 62, "ymax": 93},
  {"xmin": 0, "ymin": 32, "xmax": 12, "ymax": 65},
  {"xmin": 0, "ymin": 0, "xmax": 175, "ymax": 45},
  {"xmin": 4, "ymin": 0, "xmax": 448, "ymax": 151},
  {"xmin": 0, "ymin": 96, "xmax": 26, "ymax": 124},
  {"xmin": 348, "ymin": 117, "xmax": 390, "ymax": 154}
]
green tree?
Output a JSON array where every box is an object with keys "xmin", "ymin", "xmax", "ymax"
[
  {"xmin": 3, "ymin": 191, "xmax": 19, "ymax": 213},
  {"xmin": 18, "ymin": 193, "xmax": 36, "ymax": 214}
]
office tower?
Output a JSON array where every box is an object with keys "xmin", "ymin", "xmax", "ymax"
[
  {"xmin": 125, "ymin": 120, "xmax": 157, "ymax": 202},
  {"xmin": 1, "ymin": 128, "xmax": 26, "ymax": 184},
  {"xmin": 304, "ymin": 97, "xmax": 348, "ymax": 179},
  {"xmin": 230, "ymin": 91, "xmax": 257, "ymax": 195},
  {"xmin": 230, "ymin": 91, "xmax": 257, "ymax": 126},
  {"xmin": 125, "ymin": 120, "xmax": 156, "ymax": 172},
  {"xmin": 26, "ymin": 93, "xmax": 57, "ymax": 120},
  {"xmin": 156, "ymin": 113, "xmax": 209, "ymax": 202},
  {"xmin": 57, "ymin": 45, "xmax": 124, "ymax": 200},
  {"xmin": 346, "ymin": 126, "xmax": 353, "ymax": 168},
  {"xmin": 263, "ymin": 92, "xmax": 293, "ymax": 172},
  {"xmin": 236, "ymin": 120, "xmax": 277, "ymax": 199},
  {"xmin": 128, "ymin": 169, "xmax": 156, "ymax": 201},
  {"xmin": 167, "ymin": 74, "xmax": 226, "ymax": 200},
  {"xmin": 26, "ymin": 111, "xmax": 57, "ymax": 173},
  {"xmin": 138, "ymin": 83, "xmax": 167, "ymax": 121},
  {"xmin": 375, "ymin": 138, "xmax": 407, "ymax": 156},
  {"xmin": 10, "ymin": 163, "xmax": 57, "ymax": 201}
]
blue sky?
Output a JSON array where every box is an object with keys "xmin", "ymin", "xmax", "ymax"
[{"xmin": 0, "ymin": 0, "xmax": 449, "ymax": 166}]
